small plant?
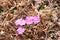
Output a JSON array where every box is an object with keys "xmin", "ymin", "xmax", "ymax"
[{"xmin": 15, "ymin": 15, "xmax": 40, "ymax": 34}]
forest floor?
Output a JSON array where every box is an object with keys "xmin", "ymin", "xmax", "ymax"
[{"xmin": 0, "ymin": 0, "xmax": 60, "ymax": 40}]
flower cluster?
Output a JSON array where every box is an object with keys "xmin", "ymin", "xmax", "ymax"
[{"xmin": 15, "ymin": 15, "xmax": 40, "ymax": 34}]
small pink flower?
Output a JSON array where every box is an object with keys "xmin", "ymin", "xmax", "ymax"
[
  {"xmin": 15, "ymin": 18, "xmax": 26, "ymax": 26},
  {"xmin": 17, "ymin": 26, "xmax": 25, "ymax": 34},
  {"xmin": 25, "ymin": 16, "xmax": 33, "ymax": 25},
  {"xmin": 33, "ymin": 15, "xmax": 40, "ymax": 24}
]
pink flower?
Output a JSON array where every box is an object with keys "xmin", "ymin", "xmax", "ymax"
[
  {"xmin": 33, "ymin": 15, "xmax": 40, "ymax": 24},
  {"xmin": 15, "ymin": 15, "xmax": 40, "ymax": 26},
  {"xmin": 15, "ymin": 18, "xmax": 26, "ymax": 26},
  {"xmin": 25, "ymin": 16, "xmax": 33, "ymax": 25},
  {"xmin": 17, "ymin": 26, "xmax": 25, "ymax": 34}
]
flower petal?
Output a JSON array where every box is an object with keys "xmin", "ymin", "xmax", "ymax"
[{"xmin": 33, "ymin": 15, "xmax": 40, "ymax": 24}]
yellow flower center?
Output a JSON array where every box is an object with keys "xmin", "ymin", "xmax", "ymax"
[
  {"xmin": 28, "ymin": 19, "xmax": 30, "ymax": 22},
  {"xmin": 34, "ymin": 18, "xmax": 37, "ymax": 20}
]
